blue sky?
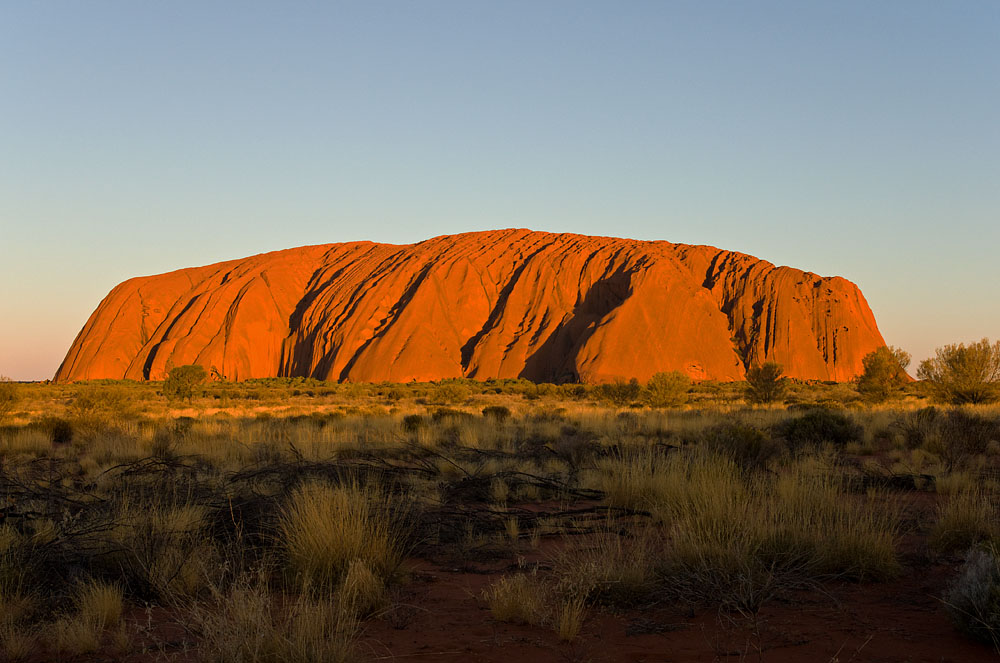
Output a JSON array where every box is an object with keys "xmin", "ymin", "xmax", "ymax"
[{"xmin": 2, "ymin": 1, "xmax": 997, "ymax": 380}]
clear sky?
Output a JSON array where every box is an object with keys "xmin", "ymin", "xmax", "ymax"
[{"xmin": 1, "ymin": 1, "xmax": 997, "ymax": 381}]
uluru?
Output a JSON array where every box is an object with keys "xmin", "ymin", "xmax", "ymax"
[{"xmin": 55, "ymin": 229, "xmax": 886, "ymax": 384}]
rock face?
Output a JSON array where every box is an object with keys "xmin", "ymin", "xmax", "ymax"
[{"xmin": 55, "ymin": 230, "xmax": 886, "ymax": 383}]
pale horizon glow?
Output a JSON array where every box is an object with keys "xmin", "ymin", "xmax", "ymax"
[{"xmin": 1, "ymin": 2, "xmax": 998, "ymax": 381}]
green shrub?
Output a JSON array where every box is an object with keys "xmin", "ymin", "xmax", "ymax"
[
  {"xmin": 40, "ymin": 416, "xmax": 74, "ymax": 444},
  {"xmin": 402, "ymin": 414, "xmax": 425, "ymax": 432},
  {"xmin": 68, "ymin": 384, "xmax": 134, "ymax": 439},
  {"xmin": 428, "ymin": 382, "xmax": 471, "ymax": 405},
  {"xmin": 856, "ymin": 346, "xmax": 911, "ymax": 403},
  {"xmin": 703, "ymin": 424, "xmax": 781, "ymax": 475},
  {"xmin": 918, "ymin": 338, "xmax": 1000, "ymax": 404},
  {"xmin": 163, "ymin": 365, "xmax": 208, "ymax": 401},
  {"xmin": 773, "ymin": 409, "xmax": 862, "ymax": 450},
  {"xmin": 481, "ymin": 406, "xmax": 511, "ymax": 422},
  {"xmin": 903, "ymin": 409, "xmax": 1000, "ymax": 472},
  {"xmin": 893, "ymin": 407, "xmax": 940, "ymax": 450},
  {"xmin": 596, "ymin": 379, "xmax": 641, "ymax": 407},
  {"xmin": 644, "ymin": 371, "xmax": 690, "ymax": 408},
  {"xmin": 431, "ymin": 408, "xmax": 474, "ymax": 423},
  {"xmin": 745, "ymin": 362, "xmax": 788, "ymax": 405}
]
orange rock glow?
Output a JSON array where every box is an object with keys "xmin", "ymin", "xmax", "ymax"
[{"xmin": 55, "ymin": 230, "xmax": 886, "ymax": 383}]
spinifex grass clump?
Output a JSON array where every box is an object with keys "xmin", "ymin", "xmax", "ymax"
[
  {"xmin": 189, "ymin": 568, "xmax": 358, "ymax": 663},
  {"xmin": 930, "ymin": 490, "xmax": 998, "ymax": 554},
  {"xmin": 279, "ymin": 480, "xmax": 405, "ymax": 593},
  {"xmin": 596, "ymin": 449, "xmax": 900, "ymax": 592}
]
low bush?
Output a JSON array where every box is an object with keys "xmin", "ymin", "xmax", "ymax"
[
  {"xmin": 702, "ymin": 424, "xmax": 781, "ymax": 475},
  {"xmin": 745, "ymin": 362, "xmax": 788, "ymax": 404},
  {"xmin": 402, "ymin": 414, "xmax": 425, "ymax": 432},
  {"xmin": 644, "ymin": 371, "xmax": 690, "ymax": 408},
  {"xmin": 163, "ymin": 364, "xmax": 208, "ymax": 401},
  {"xmin": 898, "ymin": 408, "xmax": 1000, "ymax": 471},
  {"xmin": 481, "ymin": 405, "xmax": 511, "ymax": 422},
  {"xmin": 944, "ymin": 544, "xmax": 1000, "ymax": 651},
  {"xmin": 773, "ymin": 409, "xmax": 863, "ymax": 451},
  {"xmin": 596, "ymin": 379, "xmax": 642, "ymax": 407}
]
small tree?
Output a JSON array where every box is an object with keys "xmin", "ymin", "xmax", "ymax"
[
  {"xmin": 856, "ymin": 345, "xmax": 911, "ymax": 403},
  {"xmin": 745, "ymin": 362, "xmax": 787, "ymax": 405},
  {"xmin": 0, "ymin": 376, "xmax": 20, "ymax": 425},
  {"xmin": 644, "ymin": 371, "xmax": 690, "ymax": 408},
  {"xmin": 163, "ymin": 364, "xmax": 208, "ymax": 401},
  {"xmin": 917, "ymin": 338, "xmax": 1000, "ymax": 404}
]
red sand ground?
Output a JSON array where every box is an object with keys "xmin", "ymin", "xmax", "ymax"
[
  {"xmin": 354, "ymin": 556, "xmax": 995, "ymax": 662},
  {"xmin": 102, "ymin": 498, "xmax": 998, "ymax": 662}
]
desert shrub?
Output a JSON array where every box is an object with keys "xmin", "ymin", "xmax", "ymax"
[
  {"xmin": 428, "ymin": 381, "xmax": 470, "ymax": 405},
  {"xmin": 596, "ymin": 378, "xmax": 641, "ymax": 407},
  {"xmin": 402, "ymin": 414, "xmax": 425, "ymax": 432},
  {"xmin": 893, "ymin": 407, "xmax": 940, "ymax": 450},
  {"xmin": 163, "ymin": 364, "xmax": 208, "ymax": 401},
  {"xmin": 944, "ymin": 544, "xmax": 1000, "ymax": 651},
  {"xmin": 745, "ymin": 362, "xmax": 788, "ymax": 404},
  {"xmin": 481, "ymin": 405, "xmax": 511, "ymax": 422},
  {"xmin": 46, "ymin": 417, "xmax": 75, "ymax": 445},
  {"xmin": 0, "ymin": 377, "xmax": 20, "ymax": 425},
  {"xmin": 107, "ymin": 498, "xmax": 214, "ymax": 599},
  {"xmin": 280, "ymin": 481, "xmax": 405, "ymax": 591},
  {"xmin": 773, "ymin": 409, "xmax": 862, "ymax": 451},
  {"xmin": 918, "ymin": 338, "xmax": 1000, "ymax": 404},
  {"xmin": 918, "ymin": 409, "xmax": 1000, "ymax": 472},
  {"xmin": 429, "ymin": 407, "xmax": 470, "ymax": 422},
  {"xmin": 68, "ymin": 384, "xmax": 134, "ymax": 439},
  {"xmin": 644, "ymin": 371, "xmax": 690, "ymax": 408},
  {"xmin": 856, "ymin": 346, "xmax": 911, "ymax": 403},
  {"xmin": 702, "ymin": 424, "xmax": 782, "ymax": 475}
]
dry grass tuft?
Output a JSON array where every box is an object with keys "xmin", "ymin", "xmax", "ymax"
[
  {"xmin": 338, "ymin": 558, "xmax": 387, "ymax": 618},
  {"xmin": 931, "ymin": 490, "xmax": 998, "ymax": 554},
  {"xmin": 482, "ymin": 572, "xmax": 548, "ymax": 625},
  {"xmin": 189, "ymin": 569, "xmax": 357, "ymax": 663},
  {"xmin": 74, "ymin": 579, "xmax": 124, "ymax": 630},
  {"xmin": 554, "ymin": 595, "xmax": 587, "ymax": 642},
  {"xmin": 280, "ymin": 480, "xmax": 404, "ymax": 591}
]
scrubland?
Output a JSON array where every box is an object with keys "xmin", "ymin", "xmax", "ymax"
[{"xmin": 0, "ymin": 377, "xmax": 998, "ymax": 661}]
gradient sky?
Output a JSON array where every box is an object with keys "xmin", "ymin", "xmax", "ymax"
[{"xmin": 2, "ymin": 1, "xmax": 998, "ymax": 381}]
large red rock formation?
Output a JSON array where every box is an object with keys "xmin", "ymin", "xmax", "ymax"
[{"xmin": 55, "ymin": 230, "xmax": 886, "ymax": 383}]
